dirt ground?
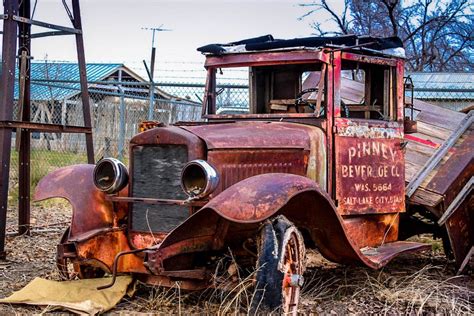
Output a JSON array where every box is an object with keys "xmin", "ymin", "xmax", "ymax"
[{"xmin": 0, "ymin": 203, "xmax": 472, "ymax": 314}]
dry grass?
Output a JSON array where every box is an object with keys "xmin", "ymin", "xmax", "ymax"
[
  {"xmin": 371, "ymin": 265, "xmax": 471, "ymax": 314},
  {"xmin": 300, "ymin": 250, "xmax": 473, "ymax": 314},
  {"xmin": 116, "ymin": 252, "xmax": 260, "ymax": 315},
  {"xmin": 1, "ymin": 204, "xmax": 472, "ymax": 315}
]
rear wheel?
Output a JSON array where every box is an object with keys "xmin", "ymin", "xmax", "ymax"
[{"xmin": 251, "ymin": 216, "xmax": 306, "ymax": 314}]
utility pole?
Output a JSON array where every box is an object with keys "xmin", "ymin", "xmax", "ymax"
[{"xmin": 142, "ymin": 25, "xmax": 171, "ymax": 120}]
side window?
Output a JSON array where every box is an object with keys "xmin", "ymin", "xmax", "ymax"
[
  {"xmin": 215, "ymin": 67, "xmax": 250, "ymax": 114},
  {"xmin": 340, "ymin": 64, "xmax": 396, "ymax": 121}
]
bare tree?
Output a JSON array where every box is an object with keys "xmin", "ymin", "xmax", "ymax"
[
  {"xmin": 299, "ymin": 0, "xmax": 351, "ymax": 35},
  {"xmin": 300, "ymin": 0, "xmax": 474, "ymax": 71},
  {"xmin": 399, "ymin": 0, "xmax": 473, "ymax": 71}
]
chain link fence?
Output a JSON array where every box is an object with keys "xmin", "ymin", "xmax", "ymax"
[
  {"xmin": 7, "ymin": 78, "xmax": 250, "ymax": 200},
  {"xmin": 412, "ymin": 85, "xmax": 474, "ymax": 111},
  {"xmin": 6, "ymin": 69, "xmax": 473, "ymax": 200},
  {"xmin": 406, "ymin": 73, "xmax": 474, "ymax": 111}
]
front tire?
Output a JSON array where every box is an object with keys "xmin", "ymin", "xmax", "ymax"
[{"xmin": 251, "ymin": 216, "xmax": 306, "ymax": 314}]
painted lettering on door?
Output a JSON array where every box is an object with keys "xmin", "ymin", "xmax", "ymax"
[{"xmin": 336, "ymin": 137, "xmax": 405, "ymax": 215}]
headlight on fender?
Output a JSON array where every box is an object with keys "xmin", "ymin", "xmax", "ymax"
[
  {"xmin": 181, "ymin": 160, "xmax": 219, "ymax": 198},
  {"xmin": 93, "ymin": 157, "xmax": 128, "ymax": 194}
]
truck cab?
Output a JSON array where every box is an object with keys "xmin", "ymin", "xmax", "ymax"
[{"xmin": 198, "ymin": 36, "xmax": 406, "ymax": 249}]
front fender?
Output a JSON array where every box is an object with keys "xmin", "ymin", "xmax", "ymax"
[
  {"xmin": 34, "ymin": 164, "xmax": 128, "ymax": 240},
  {"xmin": 154, "ymin": 173, "xmax": 385, "ymax": 269},
  {"xmin": 205, "ymin": 173, "xmax": 321, "ymax": 223}
]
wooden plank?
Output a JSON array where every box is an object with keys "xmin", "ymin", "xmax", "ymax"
[
  {"xmin": 406, "ymin": 111, "xmax": 473, "ymax": 197},
  {"xmin": 405, "ymin": 150, "xmax": 431, "ymax": 167},
  {"xmin": 403, "ymin": 132, "xmax": 459, "ymax": 197},
  {"xmin": 364, "ymin": 69, "xmax": 371, "ymax": 119},
  {"xmin": 346, "ymin": 105, "xmax": 382, "ymax": 111},
  {"xmin": 405, "ymin": 159, "xmax": 442, "ymax": 188},
  {"xmin": 457, "ymin": 246, "xmax": 474, "ymax": 276},
  {"xmin": 406, "ymin": 132, "xmax": 445, "ymax": 147},
  {"xmin": 405, "ymin": 160, "xmax": 419, "ymax": 180},
  {"xmin": 425, "ymin": 128, "xmax": 474, "ymax": 200},
  {"xmin": 270, "ymin": 104, "xmax": 289, "ymax": 111},
  {"xmin": 416, "ymin": 121, "xmax": 453, "ymax": 140},
  {"xmin": 415, "ymin": 99, "xmax": 465, "ymax": 130},
  {"xmin": 270, "ymin": 99, "xmax": 296, "ymax": 105},
  {"xmin": 315, "ymin": 64, "xmax": 326, "ymax": 116},
  {"xmin": 341, "ymin": 78, "xmax": 364, "ymax": 103},
  {"xmin": 383, "ymin": 69, "xmax": 389, "ymax": 119},
  {"xmin": 409, "ymin": 187, "xmax": 444, "ymax": 207},
  {"xmin": 405, "ymin": 141, "xmax": 437, "ymax": 157}
]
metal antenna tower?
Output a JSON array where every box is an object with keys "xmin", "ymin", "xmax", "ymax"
[
  {"xmin": 141, "ymin": 25, "xmax": 172, "ymax": 120},
  {"xmin": 0, "ymin": 0, "xmax": 95, "ymax": 259}
]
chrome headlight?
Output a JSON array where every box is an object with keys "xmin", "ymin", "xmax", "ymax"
[
  {"xmin": 181, "ymin": 160, "xmax": 219, "ymax": 198},
  {"xmin": 93, "ymin": 158, "xmax": 128, "ymax": 194}
]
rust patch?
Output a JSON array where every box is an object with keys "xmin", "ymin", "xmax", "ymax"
[
  {"xmin": 337, "ymin": 120, "xmax": 402, "ymax": 139},
  {"xmin": 444, "ymin": 197, "xmax": 473, "ymax": 269},
  {"xmin": 342, "ymin": 213, "xmax": 399, "ymax": 248},
  {"xmin": 180, "ymin": 121, "xmax": 311, "ymax": 150},
  {"xmin": 75, "ymin": 230, "xmax": 147, "ymax": 274},
  {"xmin": 208, "ymin": 149, "xmax": 308, "ymax": 196}
]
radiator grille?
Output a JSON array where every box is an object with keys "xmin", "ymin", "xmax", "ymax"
[{"xmin": 131, "ymin": 145, "xmax": 188, "ymax": 232}]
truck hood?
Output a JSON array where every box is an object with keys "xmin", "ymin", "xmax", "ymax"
[
  {"xmin": 131, "ymin": 121, "xmax": 327, "ymax": 191},
  {"xmin": 179, "ymin": 121, "xmax": 316, "ymax": 150}
]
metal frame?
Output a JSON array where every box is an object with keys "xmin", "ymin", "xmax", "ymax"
[
  {"xmin": 437, "ymin": 176, "xmax": 473, "ymax": 225},
  {"xmin": 0, "ymin": 0, "xmax": 94, "ymax": 260}
]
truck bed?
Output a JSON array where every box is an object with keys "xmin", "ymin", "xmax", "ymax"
[{"xmin": 404, "ymin": 100, "xmax": 473, "ymax": 211}]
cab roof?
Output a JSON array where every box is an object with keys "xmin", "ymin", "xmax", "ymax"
[{"xmin": 197, "ymin": 34, "xmax": 405, "ymax": 59}]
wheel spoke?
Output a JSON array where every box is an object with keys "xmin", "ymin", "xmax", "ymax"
[{"xmin": 281, "ymin": 232, "xmax": 302, "ymax": 314}]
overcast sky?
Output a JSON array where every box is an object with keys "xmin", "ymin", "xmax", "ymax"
[
  {"xmin": 4, "ymin": 0, "xmax": 343, "ymax": 79},
  {"xmin": 29, "ymin": 1, "xmax": 344, "ymax": 61}
]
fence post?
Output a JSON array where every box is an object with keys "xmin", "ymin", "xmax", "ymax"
[
  {"xmin": 226, "ymin": 87, "xmax": 231, "ymax": 107},
  {"xmin": 147, "ymin": 82, "xmax": 155, "ymax": 120},
  {"xmin": 142, "ymin": 60, "xmax": 156, "ymax": 121},
  {"xmin": 118, "ymin": 69, "xmax": 125, "ymax": 160}
]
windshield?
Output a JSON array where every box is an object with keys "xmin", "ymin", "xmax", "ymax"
[{"xmin": 205, "ymin": 62, "xmax": 327, "ymax": 117}]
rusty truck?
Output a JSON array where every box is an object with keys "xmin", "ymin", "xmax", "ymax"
[{"xmin": 35, "ymin": 35, "xmax": 473, "ymax": 313}]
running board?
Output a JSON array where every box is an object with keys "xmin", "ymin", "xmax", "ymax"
[{"xmin": 361, "ymin": 241, "xmax": 431, "ymax": 269}]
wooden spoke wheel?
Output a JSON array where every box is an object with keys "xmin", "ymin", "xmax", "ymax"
[{"xmin": 251, "ymin": 216, "xmax": 306, "ymax": 314}]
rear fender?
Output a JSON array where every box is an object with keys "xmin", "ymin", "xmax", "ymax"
[
  {"xmin": 34, "ymin": 164, "xmax": 128, "ymax": 240},
  {"xmin": 153, "ymin": 173, "xmax": 384, "ymax": 269}
]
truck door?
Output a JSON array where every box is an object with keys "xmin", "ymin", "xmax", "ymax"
[{"xmin": 334, "ymin": 59, "xmax": 405, "ymax": 216}]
